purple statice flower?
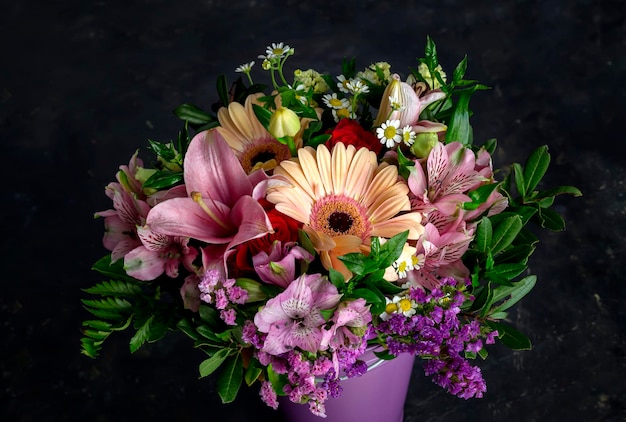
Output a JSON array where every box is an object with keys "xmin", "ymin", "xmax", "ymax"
[
  {"xmin": 321, "ymin": 369, "xmax": 343, "ymax": 398},
  {"xmin": 259, "ymin": 381, "xmax": 279, "ymax": 410},
  {"xmin": 241, "ymin": 320, "xmax": 264, "ymax": 349},
  {"xmin": 344, "ymin": 359, "xmax": 368, "ymax": 378},
  {"xmin": 423, "ymin": 355, "xmax": 487, "ymax": 399}
]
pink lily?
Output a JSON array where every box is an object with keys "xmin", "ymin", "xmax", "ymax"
[{"xmin": 146, "ymin": 129, "xmax": 273, "ymax": 268}]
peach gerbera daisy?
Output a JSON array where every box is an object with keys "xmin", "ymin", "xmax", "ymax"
[
  {"xmin": 265, "ymin": 142, "xmax": 424, "ymax": 279},
  {"xmin": 216, "ymin": 93, "xmax": 293, "ymax": 174}
]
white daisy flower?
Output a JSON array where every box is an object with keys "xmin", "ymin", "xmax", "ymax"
[
  {"xmin": 401, "ymin": 125, "xmax": 416, "ymax": 146},
  {"xmin": 322, "ymin": 93, "xmax": 350, "ymax": 110},
  {"xmin": 235, "ymin": 61, "xmax": 255, "ymax": 74},
  {"xmin": 376, "ymin": 119, "xmax": 402, "ymax": 148},
  {"xmin": 259, "ymin": 42, "xmax": 294, "ymax": 60},
  {"xmin": 379, "ymin": 295, "xmax": 417, "ymax": 321},
  {"xmin": 389, "ymin": 95, "xmax": 405, "ymax": 112},
  {"xmin": 336, "ymin": 75, "xmax": 351, "ymax": 94},
  {"xmin": 346, "ymin": 79, "xmax": 369, "ymax": 95},
  {"xmin": 331, "ymin": 106, "xmax": 353, "ymax": 122}
]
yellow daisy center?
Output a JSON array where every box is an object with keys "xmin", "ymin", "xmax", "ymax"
[
  {"xmin": 398, "ymin": 298, "xmax": 413, "ymax": 312},
  {"xmin": 385, "ymin": 303, "xmax": 398, "ymax": 314},
  {"xmin": 384, "ymin": 126, "xmax": 397, "ymax": 139},
  {"xmin": 329, "ymin": 98, "xmax": 343, "ymax": 107},
  {"xmin": 310, "ymin": 194, "xmax": 371, "ymax": 238}
]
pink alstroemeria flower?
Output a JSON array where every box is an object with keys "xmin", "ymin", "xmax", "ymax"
[
  {"xmin": 254, "ymin": 274, "xmax": 342, "ymax": 355},
  {"xmin": 123, "ymin": 225, "xmax": 198, "ymax": 281},
  {"xmin": 320, "ymin": 298, "xmax": 371, "ymax": 351},
  {"xmin": 146, "ymin": 129, "xmax": 273, "ymax": 270}
]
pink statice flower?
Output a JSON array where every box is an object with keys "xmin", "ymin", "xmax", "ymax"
[
  {"xmin": 253, "ymin": 274, "xmax": 342, "ymax": 355},
  {"xmin": 252, "ymin": 241, "xmax": 314, "ymax": 288},
  {"xmin": 198, "ymin": 269, "xmax": 249, "ymax": 325}
]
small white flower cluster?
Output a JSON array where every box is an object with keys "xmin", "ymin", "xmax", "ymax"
[{"xmin": 379, "ymin": 295, "xmax": 418, "ymax": 321}]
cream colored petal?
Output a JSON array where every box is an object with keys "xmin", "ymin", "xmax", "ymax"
[
  {"xmin": 344, "ymin": 147, "xmax": 376, "ymax": 199},
  {"xmin": 276, "ymin": 159, "xmax": 315, "ymax": 200},
  {"xmin": 371, "ymin": 213, "xmax": 424, "ymax": 239},
  {"xmin": 215, "ymin": 127, "xmax": 246, "ymax": 152},
  {"xmin": 362, "ymin": 165, "xmax": 401, "ymax": 207},
  {"xmin": 228, "ymin": 101, "xmax": 257, "ymax": 140},
  {"xmin": 368, "ymin": 194, "xmax": 411, "ymax": 223},
  {"xmin": 244, "ymin": 95, "xmax": 272, "ymax": 140},
  {"xmin": 331, "ymin": 142, "xmax": 348, "ymax": 194},
  {"xmin": 298, "ymin": 146, "xmax": 326, "ymax": 199},
  {"xmin": 315, "ymin": 143, "xmax": 334, "ymax": 197}
]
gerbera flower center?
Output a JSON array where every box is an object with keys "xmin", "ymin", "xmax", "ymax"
[
  {"xmin": 239, "ymin": 138, "xmax": 291, "ymax": 173},
  {"xmin": 310, "ymin": 195, "xmax": 371, "ymax": 238}
]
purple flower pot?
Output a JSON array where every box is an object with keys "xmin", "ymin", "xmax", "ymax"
[{"xmin": 279, "ymin": 349, "xmax": 416, "ymax": 421}]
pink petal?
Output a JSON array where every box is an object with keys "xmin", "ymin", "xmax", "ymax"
[
  {"xmin": 146, "ymin": 197, "xmax": 234, "ymax": 244},
  {"xmin": 124, "ymin": 246, "xmax": 165, "ymax": 280},
  {"xmin": 184, "ymin": 130, "xmax": 252, "ymax": 207}
]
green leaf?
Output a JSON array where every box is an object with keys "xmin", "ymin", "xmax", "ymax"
[
  {"xmin": 494, "ymin": 244, "xmax": 535, "ymax": 265},
  {"xmin": 142, "ymin": 170, "xmax": 184, "ymax": 190},
  {"xmin": 485, "ymin": 263, "xmax": 527, "ymax": 281},
  {"xmin": 244, "ymin": 358, "xmax": 263, "ymax": 387},
  {"xmin": 462, "ymin": 183, "xmax": 499, "ymax": 210},
  {"xmin": 424, "ymin": 35, "xmax": 438, "ymax": 69},
  {"xmin": 474, "ymin": 217, "xmax": 492, "ymax": 253},
  {"xmin": 252, "ymin": 104, "xmax": 273, "ymax": 131},
  {"xmin": 82, "ymin": 279, "xmax": 142, "ymax": 297},
  {"xmin": 535, "ymin": 207, "xmax": 566, "ymax": 231},
  {"xmin": 90, "ymin": 255, "xmax": 137, "ymax": 283},
  {"xmin": 377, "ymin": 230, "xmax": 409, "ymax": 268},
  {"xmin": 445, "ymin": 89, "xmax": 473, "ymax": 146},
  {"xmin": 338, "ymin": 253, "xmax": 367, "ymax": 276},
  {"xmin": 267, "ymin": 364, "xmax": 288, "ymax": 397},
  {"xmin": 373, "ymin": 349, "xmax": 396, "ymax": 360},
  {"xmin": 452, "ymin": 55, "xmax": 468, "ymax": 83},
  {"xmin": 486, "ymin": 321, "xmax": 532, "ymax": 350},
  {"xmin": 216, "ymin": 75, "xmax": 229, "ymax": 107},
  {"xmin": 176, "ymin": 318, "xmax": 201, "ymax": 341},
  {"xmin": 217, "ymin": 354, "xmax": 243, "ymax": 403},
  {"xmin": 523, "ymin": 145, "xmax": 550, "ymax": 195},
  {"xmin": 199, "ymin": 348, "xmax": 231, "ymax": 378},
  {"xmin": 491, "ymin": 215, "xmax": 523, "ymax": 254},
  {"xmin": 491, "ymin": 275, "xmax": 537, "ymax": 313},
  {"xmin": 173, "ymin": 103, "xmax": 216, "ymax": 125},
  {"xmin": 328, "ymin": 268, "xmax": 345, "ymax": 290},
  {"xmin": 129, "ymin": 315, "xmax": 153, "ymax": 353},
  {"xmin": 512, "ymin": 162, "xmax": 526, "ymax": 198},
  {"xmin": 533, "ymin": 185, "xmax": 583, "ymax": 200}
]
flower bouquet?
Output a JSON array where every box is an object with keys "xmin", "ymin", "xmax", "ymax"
[{"xmin": 81, "ymin": 38, "xmax": 581, "ymax": 417}]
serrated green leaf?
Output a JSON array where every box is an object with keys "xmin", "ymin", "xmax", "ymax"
[
  {"xmin": 82, "ymin": 279, "xmax": 142, "ymax": 297},
  {"xmin": 199, "ymin": 348, "xmax": 231, "ymax": 378},
  {"xmin": 217, "ymin": 354, "xmax": 243, "ymax": 403},
  {"xmin": 523, "ymin": 145, "xmax": 550, "ymax": 195},
  {"xmin": 491, "ymin": 215, "xmax": 523, "ymax": 254},
  {"xmin": 486, "ymin": 321, "xmax": 532, "ymax": 350},
  {"xmin": 129, "ymin": 315, "xmax": 153, "ymax": 353}
]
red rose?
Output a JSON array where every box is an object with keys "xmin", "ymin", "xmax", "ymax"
[
  {"xmin": 325, "ymin": 118, "xmax": 383, "ymax": 154},
  {"xmin": 234, "ymin": 203, "xmax": 302, "ymax": 273}
]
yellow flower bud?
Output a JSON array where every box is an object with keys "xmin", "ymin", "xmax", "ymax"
[{"xmin": 268, "ymin": 107, "xmax": 301, "ymax": 139}]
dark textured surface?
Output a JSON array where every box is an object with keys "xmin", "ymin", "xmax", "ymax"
[{"xmin": 2, "ymin": 1, "xmax": 625, "ymax": 421}]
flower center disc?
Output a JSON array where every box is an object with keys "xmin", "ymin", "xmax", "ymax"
[
  {"xmin": 310, "ymin": 195, "xmax": 370, "ymax": 238},
  {"xmin": 240, "ymin": 139, "xmax": 290, "ymax": 173}
]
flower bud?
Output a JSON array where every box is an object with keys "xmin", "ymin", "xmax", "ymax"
[
  {"xmin": 373, "ymin": 74, "xmax": 421, "ymax": 128},
  {"xmin": 410, "ymin": 132, "xmax": 439, "ymax": 159},
  {"xmin": 269, "ymin": 107, "xmax": 301, "ymax": 139},
  {"xmin": 235, "ymin": 278, "xmax": 267, "ymax": 303}
]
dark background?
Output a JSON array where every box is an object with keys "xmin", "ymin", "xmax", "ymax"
[{"xmin": 2, "ymin": 1, "xmax": 625, "ymax": 421}]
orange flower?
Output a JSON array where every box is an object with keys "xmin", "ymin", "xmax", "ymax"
[{"xmin": 266, "ymin": 142, "xmax": 424, "ymax": 279}]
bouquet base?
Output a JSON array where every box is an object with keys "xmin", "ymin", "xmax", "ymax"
[{"xmin": 279, "ymin": 349, "xmax": 415, "ymax": 422}]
